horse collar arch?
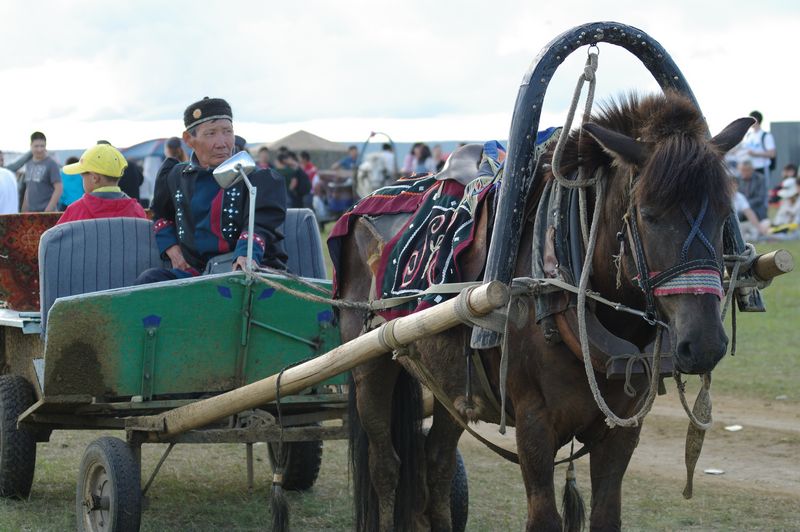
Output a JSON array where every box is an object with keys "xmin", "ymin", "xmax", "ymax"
[{"xmin": 473, "ymin": 21, "xmax": 749, "ymax": 349}]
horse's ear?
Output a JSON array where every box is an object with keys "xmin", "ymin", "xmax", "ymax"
[
  {"xmin": 710, "ymin": 117, "xmax": 756, "ymax": 153},
  {"xmin": 582, "ymin": 123, "xmax": 650, "ymax": 166}
]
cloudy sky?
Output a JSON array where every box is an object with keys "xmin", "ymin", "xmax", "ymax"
[{"xmin": 1, "ymin": 0, "xmax": 797, "ymax": 151}]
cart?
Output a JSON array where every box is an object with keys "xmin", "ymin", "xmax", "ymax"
[{"xmin": 0, "ymin": 168, "xmax": 503, "ymax": 530}]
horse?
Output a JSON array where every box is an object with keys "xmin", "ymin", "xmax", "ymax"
[{"xmin": 335, "ymin": 91, "xmax": 753, "ymax": 531}]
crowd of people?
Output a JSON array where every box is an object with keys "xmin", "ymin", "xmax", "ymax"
[
  {"xmin": 728, "ymin": 111, "xmax": 800, "ymax": 240},
  {"xmin": 1, "ymin": 106, "xmax": 798, "ymax": 259}
]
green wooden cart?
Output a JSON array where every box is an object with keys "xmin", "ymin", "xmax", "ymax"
[{"xmin": 0, "ymin": 201, "xmax": 485, "ymax": 531}]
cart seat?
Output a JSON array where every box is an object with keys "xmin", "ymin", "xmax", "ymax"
[
  {"xmin": 38, "ymin": 218, "xmax": 166, "ymax": 331},
  {"xmin": 282, "ymin": 208, "xmax": 327, "ymax": 279},
  {"xmin": 37, "ymin": 209, "xmax": 326, "ymax": 332}
]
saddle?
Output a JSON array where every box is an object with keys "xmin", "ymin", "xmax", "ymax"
[
  {"xmin": 435, "ymin": 143, "xmax": 484, "ymax": 186},
  {"xmin": 531, "ymin": 175, "xmax": 673, "ymax": 381}
]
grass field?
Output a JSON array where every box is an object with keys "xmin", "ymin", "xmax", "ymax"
[{"xmin": 1, "ymin": 239, "xmax": 797, "ymax": 531}]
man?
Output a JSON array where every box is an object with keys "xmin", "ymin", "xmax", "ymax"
[
  {"xmin": 137, "ymin": 97, "xmax": 287, "ymax": 283},
  {"xmin": 332, "ymin": 145, "xmax": 358, "ymax": 170},
  {"xmin": 275, "ymin": 151, "xmax": 311, "ymax": 209},
  {"xmin": 57, "ymin": 143, "xmax": 147, "ymax": 225},
  {"xmin": 57, "ymin": 156, "xmax": 84, "ymax": 210},
  {"xmin": 256, "ymin": 146, "xmax": 273, "ymax": 170},
  {"xmin": 741, "ymin": 110, "xmax": 776, "ymax": 180},
  {"xmin": 378, "ymin": 143, "xmax": 396, "ymax": 178},
  {"xmin": 0, "ymin": 151, "xmax": 18, "ymax": 214},
  {"xmin": 737, "ymin": 159, "xmax": 768, "ymax": 220},
  {"xmin": 21, "ymin": 132, "xmax": 62, "ymax": 212}
]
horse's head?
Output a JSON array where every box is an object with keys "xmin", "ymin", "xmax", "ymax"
[{"xmin": 580, "ymin": 92, "xmax": 753, "ymax": 374}]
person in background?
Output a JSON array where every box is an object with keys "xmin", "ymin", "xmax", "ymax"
[
  {"xmin": 154, "ymin": 137, "xmax": 188, "ymax": 193},
  {"xmin": 234, "ymin": 135, "xmax": 248, "ymax": 154},
  {"xmin": 332, "ymin": 145, "xmax": 358, "ymax": 170},
  {"xmin": 771, "ymin": 177, "xmax": 800, "ymax": 227},
  {"xmin": 741, "ymin": 110, "xmax": 776, "ymax": 182},
  {"xmin": 768, "ymin": 163, "xmax": 797, "ymax": 206},
  {"xmin": 732, "ymin": 177, "xmax": 768, "ymax": 240},
  {"xmin": 276, "ymin": 152, "xmax": 311, "ymax": 209},
  {"xmin": 413, "ymin": 144, "xmax": 436, "ymax": 175},
  {"xmin": 56, "ymin": 144, "xmax": 147, "ymax": 225},
  {"xmin": 256, "ymin": 146, "xmax": 273, "ymax": 170},
  {"xmin": 402, "ymin": 142, "xmax": 423, "ymax": 175},
  {"xmin": 98, "ymin": 140, "xmax": 143, "ymax": 201},
  {"xmin": 378, "ymin": 143, "xmax": 396, "ymax": 178},
  {"xmin": 432, "ymin": 144, "xmax": 449, "ymax": 173},
  {"xmin": 0, "ymin": 151, "xmax": 18, "ymax": 214},
  {"xmin": 300, "ymin": 151, "xmax": 318, "ymax": 189},
  {"xmin": 58, "ymin": 156, "xmax": 83, "ymax": 210},
  {"xmin": 22, "ymin": 131, "xmax": 62, "ymax": 212},
  {"xmin": 736, "ymin": 159, "xmax": 767, "ymax": 221}
]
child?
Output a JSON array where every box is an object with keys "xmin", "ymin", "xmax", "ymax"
[{"xmin": 56, "ymin": 144, "xmax": 147, "ymax": 225}]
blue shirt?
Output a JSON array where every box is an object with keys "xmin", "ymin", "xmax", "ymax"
[
  {"xmin": 337, "ymin": 155, "xmax": 357, "ymax": 170},
  {"xmin": 59, "ymin": 170, "xmax": 84, "ymax": 208}
]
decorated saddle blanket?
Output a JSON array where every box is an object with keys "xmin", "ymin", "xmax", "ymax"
[{"xmin": 328, "ymin": 142, "xmax": 505, "ymax": 319}]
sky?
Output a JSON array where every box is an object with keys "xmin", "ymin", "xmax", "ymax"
[{"xmin": 1, "ymin": 0, "xmax": 798, "ymax": 152}]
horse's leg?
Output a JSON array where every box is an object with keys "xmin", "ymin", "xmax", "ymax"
[
  {"xmin": 515, "ymin": 394, "xmax": 561, "ymax": 532},
  {"xmin": 423, "ymin": 399, "xmax": 465, "ymax": 531},
  {"xmin": 587, "ymin": 424, "xmax": 641, "ymax": 532},
  {"xmin": 352, "ymin": 359, "xmax": 403, "ymax": 531}
]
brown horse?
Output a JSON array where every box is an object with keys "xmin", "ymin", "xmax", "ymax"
[{"xmin": 336, "ymin": 91, "xmax": 753, "ymax": 531}]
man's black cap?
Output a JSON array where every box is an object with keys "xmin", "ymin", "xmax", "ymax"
[{"xmin": 184, "ymin": 97, "xmax": 233, "ymax": 130}]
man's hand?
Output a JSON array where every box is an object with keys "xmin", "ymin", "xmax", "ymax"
[
  {"xmin": 232, "ymin": 256, "xmax": 257, "ymax": 271},
  {"xmin": 165, "ymin": 245, "xmax": 191, "ymax": 271}
]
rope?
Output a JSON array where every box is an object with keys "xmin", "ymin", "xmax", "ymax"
[
  {"xmin": 257, "ymin": 265, "xmax": 333, "ymax": 296},
  {"xmin": 551, "ymin": 51, "xmax": 599, "ymax": 189},
  {"xmin": 674, "ymin": 372, "xmax": 713, "ymax": 431},
  {"xmin": 575, "ymin": 176, "xmax": 663, "ymax": 428},
  {"xmin": 246, "ymin": 271, "xmax": 372, "ymax": 311}
]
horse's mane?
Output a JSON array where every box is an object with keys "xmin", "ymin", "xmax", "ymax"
[{"xmin": 549, "ymin": 91, "xmax": 733, "ymax": 215}]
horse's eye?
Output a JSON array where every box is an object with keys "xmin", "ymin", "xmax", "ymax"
[{"xmin": 639, "ymin": 209, "xmax": 658, "ymax": 223}]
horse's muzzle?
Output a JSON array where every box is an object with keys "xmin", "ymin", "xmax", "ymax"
[{"xmin": 673, "ymin": 328, "xmax": 728, "ymax": 375}]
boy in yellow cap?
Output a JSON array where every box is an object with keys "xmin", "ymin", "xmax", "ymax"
[{"xmin": 56, "ymin": 143, "xmax": 147, "ymax": 225}]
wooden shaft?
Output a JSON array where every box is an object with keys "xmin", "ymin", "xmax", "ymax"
[
  {"xmin": 753, "ymin": 249, "xmax": 794, "ymax": 280},
  {"xmin": 134, "ymin": 281, "xmax": 509, "ymax": 439}
]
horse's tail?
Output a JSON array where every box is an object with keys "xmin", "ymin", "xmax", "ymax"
[
  {"xmin": 348, "ymin": 368, "xmax": 423, "ymax": 532},
  {"xmin": 561, "ymin": 461, "xmax": 586, "ymax": 532}
]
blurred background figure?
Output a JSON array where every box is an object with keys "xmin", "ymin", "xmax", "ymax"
[
  {"xmin": 736, "ymin": 159, "xmax": 768, "ymax": 221},
  {"xmin": 432, "ymin": 144, "xmax": 447, "ymax": 172},
  {"xmin": 412, "ymin": 143, "xmax": 436, "ymax": 175},
  {"xmin": 275, "ymin": 151, "xmax": 311, "ymax": 208},
  {"xmin": 257, "ymin": 146, "xmax": 273, "ymax": 170},
  {"xmin": 742, "ymin": 110, "xmax": 776, "ymax": 182},
  {"xmin": 98, "ymin": 140, "xmax": 143, "ymax": 201},
  {"xmin": 234, "ymin": 135, "xmax": 248, "ymax": 154},
  {"xmin": 770, "ymin": 177, "xmax": 800, "ymax": 232},
  {"xmin": 402, "ymin": 142, "xmax": 423, "ymax": 175},
  {"xmin": 58, "ymin": 156, "xmax": 82, "ymax": 210},
  {"xmin": 332, "ymin": 145, "xmax": 358, "ymax": 170},
  {"xmin": 732, "ymin": 177, "xmax": 768, "ymax": 240},
  {"xmin": 300, "ymin": 151, "xmax": 318, "ymax": 190},
  {"xmin": 0, "ymin": 150, "xmax": 19, "ymax": 214},
  {"xmin": 156, "ymin": 137, "xmax": 189, "ymax": 189},
  {"xmin": 22, "ymin": 131, "xmax": 62, "ymax": 212}
]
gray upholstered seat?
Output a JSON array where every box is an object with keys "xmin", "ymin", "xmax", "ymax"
[
  {"xmin": 38, "ymin": 210, "xmax": 326, "ymax": 331},
  {"xmin": 38, "ymin": 217, "xmax": 166, "ymax": 331},
  {"xmin": 282, "ymin": 208, "xmax": 327, "ymax": 279}
]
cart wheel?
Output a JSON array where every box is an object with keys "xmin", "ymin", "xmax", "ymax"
[
  {"xmin": 450, "ymin": 447, "xmax": 469, "ymax": 532},
  {"xmin": 0, "ymin": 374, "xmax": 37, "ymax": 499},
  {"xmin": 268, "ymin": 439, "xmax": 323, "ymax": 491},
  {"xmin": 76, "ymin": 437, "xmax": 141, "ymax": 532}
]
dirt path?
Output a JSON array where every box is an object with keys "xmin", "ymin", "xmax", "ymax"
[{"xmin": 462, "ymin": 393, "xmax": 800, "ymax": 498}]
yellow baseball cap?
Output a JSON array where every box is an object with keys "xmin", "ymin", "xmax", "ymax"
[{"xmin": 63, "ymin": 144, "xmax": 128, "ymax": 178}]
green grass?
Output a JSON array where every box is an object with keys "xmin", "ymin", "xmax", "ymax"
[
  {"xmin": 712, "ymin": 239, "xmax": 800, "ymax": 402},
  {"xmin": 1, "ymin": 430, "xmax": 798, "ymax": 531}
]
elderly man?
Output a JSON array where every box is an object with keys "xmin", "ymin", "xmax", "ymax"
[
  {"xmin": 137, "ymin": 97, "xmax": 287, "ymax": 283},
  {"xmin": 737, "ymin": 159, "xmax": 768, "ymax": 221}
]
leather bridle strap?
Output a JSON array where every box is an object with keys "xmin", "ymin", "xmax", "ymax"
[{"xmin": 625, "ymin": 195, "xmax": 724, "ymax": 322}]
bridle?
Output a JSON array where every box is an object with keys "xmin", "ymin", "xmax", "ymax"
[{"xmin": 621, "ymin": 186, "xmax": 725, "ymax": 326}]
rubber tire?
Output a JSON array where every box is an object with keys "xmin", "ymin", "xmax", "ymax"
[
  {"xmin": 76, "ymin": 437, "xmax": 141, "ymax": 532},
  {"xmin": 268, "ymin": 439, "xmax": 323, "ymax": 491},
  {"xmin": 450, "ymin": 448, "xmax": 469, "ymax": 532},
  {"xmin": 0, "ymin": 375, "xmax": 37, "ymax": 499}
]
